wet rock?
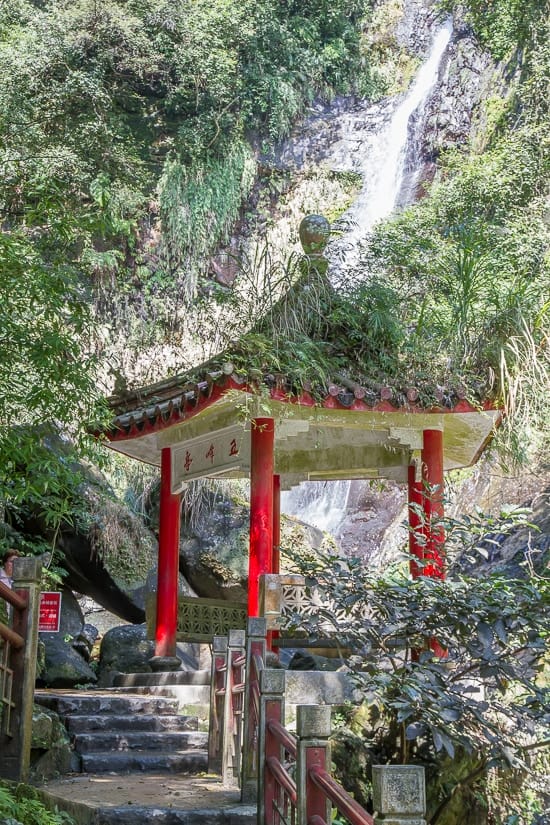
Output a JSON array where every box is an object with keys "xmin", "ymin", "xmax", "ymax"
[{"xmin": 30, "ymin": 705, "xmax": 79, "ymax": 780}]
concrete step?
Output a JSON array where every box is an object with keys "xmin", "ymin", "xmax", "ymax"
[
  {"xmin": 34, "ymin": 691, "xmax": 181, "ymax": 717},
  {"xmin": 94, "ymin": 804, "xmax": 256, "ymax": 825},
  {"xmin": 35, "ymin": 775, "xmax": 256, "ymax": 825},
  {"xmin": 65, "ymin": 713, "xmax": 199, "ymax": 733},
  {"xmin": 80, "ymin": 748, "xmax": 208, "ymax": 774},
  {"xmin": 73, "ymin": 730, "xmax": 208, "ymax": 753}
]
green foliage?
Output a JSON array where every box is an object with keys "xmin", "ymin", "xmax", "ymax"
[
  {"xmin": 0, "ymin": 0, "xmax": 377, "ymax": 307},
  {"xmin": 0, "ymin": 226, "xmax": 105, "ymax": 539},
  {"xmin": 0, "ymin": 781, "xmax": 75, "ymax": 825},
  {"xmin": 285, "ymin": 514, "xmax": 549, "ymax": 822},
  {"xmin": 159, "ymin": 141, "xmax": 257, "ymax": 298},
  {"xmin": 441, "ymin": 0, "xmax": 546, "ymax": 60}
]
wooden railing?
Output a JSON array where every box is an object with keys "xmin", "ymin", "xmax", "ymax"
[
  {"xmin": 0, "ymin": 557, "xmax": 41, "ymax": 781},
  {"xmin": 208, "ymin": 629, "xmax": 246, "ymax": 786}
]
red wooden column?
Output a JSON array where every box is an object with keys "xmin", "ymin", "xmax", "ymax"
[
  {"xmin": 421, "ymin": 428, "xmax": 446, "ymax": 658},
  {"xmin": 407, "ymin": 462, "xmax": 424, "ymax": 579},
  {"xmin": 153, "ymin": 446, "xmax": 181, "ymax": 667},
  {"xmin": 421, "ymin": 429, "xmax": 445, "ymax": 580},
  {"xmin": 248, "ymin": 418, "xmax": 275, "ymax": 617}
]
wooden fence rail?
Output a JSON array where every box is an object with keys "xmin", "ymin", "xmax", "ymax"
[{"xmin": 0, "ymin": 556, "xmax": 42, "ymax": 781}]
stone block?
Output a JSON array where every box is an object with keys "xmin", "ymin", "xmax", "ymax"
[{"xmin": 372, "ymin": 765, "xmax": 426, "ymax": 823}]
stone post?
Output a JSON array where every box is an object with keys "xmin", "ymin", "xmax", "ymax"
[
  {"xmin": 260, "ymin": 574, "xmax": 283, "ymax": 631},
  {"xmin": 0, "ymin": 556, "xmax": 41, "ymax": 781},
  {"xmin": 296, "ymin": 705, "xmax": 331, "ymax": 825},
  {"xmin": 222, "ymin": 628, "xmax": 246, "ymax": 788},
  {"xmin": 372, "ymin": 765, "xmax": 427, "ymax": 825},
  {"xmin": 208, "ymin": 635, "xmax": 228, "ymax": 775},
  {"xmin": 259, "ymin": 668, "xmax": 286, "ymax": 825},
  {"xmin": 241, "ymin": 617, "xmax": 267, "ymax": 802}
]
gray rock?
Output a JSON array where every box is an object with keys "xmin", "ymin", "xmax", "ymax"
[
  {"xmin": 99, "ymin": 623, "xmax": 155, "ymax": 685},
  {"xmin": 30, "ymin": 705, "xmax": 79, "ymax": 780},
  {"xmin": 40, "ymin": 641, "xmax": 97, "ymax": 688}
]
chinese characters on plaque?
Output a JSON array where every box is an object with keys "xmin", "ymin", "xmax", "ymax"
[{"xmin": 171, "ymin": 426, "xmax": 251, "ymax": 491}]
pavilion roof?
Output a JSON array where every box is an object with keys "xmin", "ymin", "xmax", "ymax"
[
  {"xmin": 97, "ymin": 364, "xmax": 501, "ymax": 492},
  {"xmin": 94, "ymin": 216, "xmax": 502, "ymax": 490}
]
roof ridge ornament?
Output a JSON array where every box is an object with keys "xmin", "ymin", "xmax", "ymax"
[{"xmin": 298, "ymin": 214, "xmax": 330, "ymax": 259}]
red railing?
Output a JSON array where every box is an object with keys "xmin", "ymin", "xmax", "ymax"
[
  {"xmin": 0, "ymin": 557, "xmax": 42, "ymax": 781},
  {"xmin": 0, "ymin": 581, "xmax": 29, "ymax": 735},
  {"xmin": 262, "ymin": 691, "xmax": 374, "ymax": 825}
]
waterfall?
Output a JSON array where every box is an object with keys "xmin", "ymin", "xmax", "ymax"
[
  {"xmin": 329, "ymin": 17, "xmax": 453, "ymax": 270},
  {"xmin": 281, "ymin": 480, "xmax": 352, "ymax": 534},
  {"xmin": 281, "ymin": 17, "xmax": 453, "ymax": 537}
]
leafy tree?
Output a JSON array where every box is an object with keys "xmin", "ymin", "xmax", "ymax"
[
  {"xmin": 0, "ymin": 230, "xmax": 102, "ymax": 544},
  {"xmin": 284, "ymin": 514, "xmax": 549, "ymax": 822}
]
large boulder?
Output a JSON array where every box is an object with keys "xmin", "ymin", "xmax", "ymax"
[
  {"xmin": 175, "ymin": 483, "xmax": 325, "ymax": 601},
  {"xmin": 98, "ymin": 624, "xmax": 155, "ymax": 686},
  {"xmin": 97, "ymin": 623, "xmax": 200, "ymax": 686},
  {"xmin": 14, "ymin": 427, "xmax": 158, "ymax": 622}
]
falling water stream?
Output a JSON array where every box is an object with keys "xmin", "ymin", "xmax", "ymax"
[{"xmin": 281, "ymin": 16, "xmax": 453, "ymax": 536}]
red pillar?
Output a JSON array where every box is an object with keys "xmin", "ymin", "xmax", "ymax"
[
  {"xmin": 407, "ymin": 463, "xmax": 424, "ymax": 579},
  {"xmin": 421, "ymin": 429, "xmax": 445, "ymax": 580},
  {"xmin": 155, "ymin": 447, "xmax": 181, "ymax": 661},
  {"xmin": 421, "ymin": 429, "xmax": 447, "ymax": 658},
  {"xmin": 248, "ymin": 418, "xmax": 274, "ymax": 617}
]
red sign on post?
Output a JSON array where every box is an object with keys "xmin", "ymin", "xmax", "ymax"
[{"xmin": 39, "ymin": 591, "xmax": 62, "ymax": 632}]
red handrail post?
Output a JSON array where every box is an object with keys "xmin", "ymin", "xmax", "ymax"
[
  {"xmin": 0, "ymin": 556, "xmax": 42, "ymax": 781},
  {"xmin": 242, "ymin": 617, "xmax": 267, "ymax": 803},
  {"xmin": 260, "ymin": 668, "xmax": 286, "ymax": 825},
  {"xmin": 296, "ymin": 705, "xmax": 332, "ymax": 825}
]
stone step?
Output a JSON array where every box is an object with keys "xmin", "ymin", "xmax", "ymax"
[
  {"xmin": 80, "ymin": 748, "xmax": 208, "ymax": 774},
  {"xmin": 73, "ymin": 730, "xmax": 208, "ymax": 753},
  {"xmin": 112, "ymin": 670, "xmax": 210, "ymax": 688},
  {"xmin": 94, "ymin": 805, "xmax": 256, "ymax": 825},
  {"xmin": 65, "ymin": 713, "xmax": 199, "ymax": 733},
  {"xmin": 110, "ymin": 681, "xmax": 211, "ymax": 707},
  {"xmin": 34, "ymin": 691, "xmax": 181, "ymax": 717}
]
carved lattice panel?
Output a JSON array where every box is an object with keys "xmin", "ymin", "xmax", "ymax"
[
  {"xmin": 177, "ymin": 598, "xmax": 247, "ymax": 642},
  {"xmin": 281, "ymin": 583, "xmax": 308, "ymax": 617}
]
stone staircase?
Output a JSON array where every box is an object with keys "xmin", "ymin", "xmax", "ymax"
[
  {"xmin": 34, "ymin": 684, "xmax": 257, "ymax": 825},
  {"xmin": 34, "ymin": 689, "xmax": 208, "ymax": 774}
]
